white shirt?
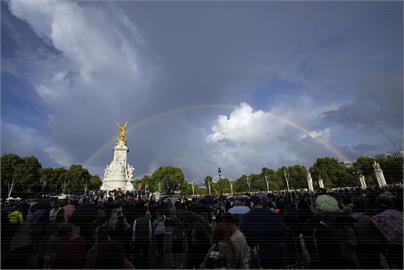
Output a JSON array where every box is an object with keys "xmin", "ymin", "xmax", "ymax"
[{"xmin": 231, "ymin": 229, "xmax": 249, "ymax": 269}]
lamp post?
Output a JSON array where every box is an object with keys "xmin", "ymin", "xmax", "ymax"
[
  {"xmin": 218, "ymin": 168, "xmax": 222, "ymax": 196},
  {"xmin": 247, "ymin": 176, "xmax": 251, "ymax": 193}
]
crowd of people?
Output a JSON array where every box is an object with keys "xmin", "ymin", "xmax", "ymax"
[{"xmin": 1, "ymin": 185, "xmax": 403, "ymax": 269}]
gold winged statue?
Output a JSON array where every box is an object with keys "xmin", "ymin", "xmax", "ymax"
[{"xmin": 116, "ymin": 122, "xmax": 128, "ymax": 145}]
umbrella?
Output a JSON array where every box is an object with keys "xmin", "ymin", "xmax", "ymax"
[
  {"xmin": 226, "ymin": 195, "xmax": 234, "ymax": 200},
  {"xmin": 255, "ymin": 191, "xmax": 267, "ymax": 198},
  {"xmin": 71, "ymin": 205, "xmax": 97, "ymax": 228},
  {"xmin": 239, "ymin": 208, "xmax": 285, "ymax": 245},
  {"xmin": 177, "ymin": 209, "xmax": 212, "ymax": 239},
  {"xmin": 228, "ymin": 205, "xmax": 251, "ymax": 215},
  {"xmin": 237, "ymin": 194, "xmax": 249, "ymax": 200},
  {"xmin": 371, "ymin": 209, "xmax": 403, "ymax": 243},
  {"xmin": 200, "ymin": 195, "xmax": 215, "ymax": 205}
]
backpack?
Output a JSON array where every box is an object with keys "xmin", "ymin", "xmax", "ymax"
[
  {"xmin": 203, "ymin": 243, "xmax": 228, "ymax": 269},
  {"xmin": 153, "ymin": 217, "xmax": 166, "ymax": 236},
  {"xmin": 172, "ymin": 219, "xmax": 184, "ymax": 241},
  {"xmin": 134, "ymin": 217, "xmax": 150, "ymax": 240},
  {"xmin": 334, "ymin": 223, "xmax": 359, "ymax": 268}
]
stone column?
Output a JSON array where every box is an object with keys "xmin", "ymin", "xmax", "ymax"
[
  {"xmin": 307, "ymin": 172, "xmax": 314, "ymax": 192},
  {"xmin": 374, "ymin": 161, "xmax": 387, "ymax": 188},
  {"xmin": 318, "ymin": 177, "xmax": 324, "ymax": 189},
  {"xmin": 359, "ymin": 174, "xmax": 367, "ymax": 190},
  {"xmin": 229, "ymin": 181, "xmax": 233, "ymax": 195}
]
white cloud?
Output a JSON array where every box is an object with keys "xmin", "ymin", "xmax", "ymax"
[
  {"xmin": 7, "ymin": 0, "xmax": 152, "ymax": 167},
  {"xmin": 205, "ymin": 100, "xmax": 342, "ymax": 178},
  {"xmin": 302, "ymin": 128, "xmax": 331, "ymax": 142},
  {"xmin": 45, "ymin": 146, "xmax": 74, "ymax": 167}
]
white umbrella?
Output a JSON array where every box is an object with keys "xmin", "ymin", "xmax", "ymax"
[{"xmin": 228, "ymin": 205, "xmax": 251, "ymax": 215}]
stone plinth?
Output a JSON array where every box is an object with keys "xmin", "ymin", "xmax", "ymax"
[{"xmin": 101, "ymin": 140, "xmax": 134, "ymax": 192}]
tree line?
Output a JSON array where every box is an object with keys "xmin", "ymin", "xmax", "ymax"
[
  {"xmin": 1, "ymin": 153, "xmax": 402, "ymax": 198},
  {"xmin": 1, "ymin": 154, "xmax": 102, "ymax": 198},
  {"xmin": 136, "ymin": 155, "xmax": 403, "ymax": 195}
]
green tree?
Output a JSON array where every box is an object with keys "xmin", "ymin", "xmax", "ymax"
[
  {"xmin": 40, "ymin": 167, "xmax": 68, "ymax": 194},
  {"xmin": 261, "ymin": 167, "xmax": 282, "ymax": 191},
  {"xmin": 204, "ymin": 176, "xmax": 213, "ymax": 194},
  {"xmin": 151, "ymin": 166, "xmax": 185, "ymax": 194},
  {"xmin": 65, "ymin": 164, "xmax": 91, "ymax": 194},
  {"xmin": 13, "ymin": 156, "xmax": 42, "ymax": 196},
  {"xmin": 352, "ymin": 156, "xmax": 376, "ymax": 185},
  {"xmin": 375, "ymin": 156, "xmax": 404, "ymax": 184},
  {"xmin": 88, "ymin": 175, "xmax": 102, "ymax": 190},
  {"xmin": 287, "ymin": 165, "xmax": 308, "ymax": 189},
  {"xmin": 212, "ymin": 178, "xmax": 233, "ymax": 194},
  {"xmin": 1, "ymin": 154, "xmax": 23, "ymax": 197},
  {"xmin": 234, "ymin": 175, "xmax": 249, "ymax": 193},
  {"xmin": 309, "ymin": 157, "xmax": 355, "ymax": 188}
]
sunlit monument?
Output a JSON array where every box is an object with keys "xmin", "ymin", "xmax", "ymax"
[
  {"xmin": 306, "ymin": 171, "xmax": 314, "ymax": 192},
  {"xmin": 359, "ymin": 173, "xmax": 367, "ymax": 190},
  {"xmin": 318, "ymin": 176, "xmax": 324, "ymax": 189},
  {"xmin": 373, "ymin": 161, "xmax": 387, "ymax": 188},
  {"xmin": 101, "ymin": 122, "xmax": 135, "ymax": 191}
]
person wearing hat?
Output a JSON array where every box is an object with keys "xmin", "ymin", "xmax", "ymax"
[{"xmin": 312, "ymin": 194, "xmax": 357, "ymax": 269}]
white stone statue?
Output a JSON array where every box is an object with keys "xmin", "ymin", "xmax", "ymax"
[
  {"xmin": 101, "ymin": 123, "xmax": 135, "ymax": 192},
  {"xmin": 373, "ymin": 161, "xmax": 387, "ymax": 188},
  {"xmin": 104, "ymin": 165, "xmax": 111, "ymax": 178},
  {"xmin": 318, "ymin": 176, "xmax": 324, "ymax": 189},
  {"xmin": 359, "ymin": 174, "xmax": 367, "ymax": 190},
  {"xmin": 127, "ymin": 165, "xmax": 134, "ymax": 180},
  {"xmin": 307, "ymin": 172, "xmax": 314, "ymax": 192}
]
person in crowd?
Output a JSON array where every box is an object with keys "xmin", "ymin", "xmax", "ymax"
[
  {"xmin": 153, "ymin": 211, "xmax": 166, "ymax": 256},
  {"xmin": 240, "ymin": 196, "xmax": 285, "ymax": 269},
  {"xmin": 84, "ymin": 226, "xmax": 111, "ymax": 269},
  {"xmin": 110, "ymin": 215, "xmax": 132, "ymax": 258},
  {"xmin": 187, "ymin": 222, "xmax": 211, "ymax": 269},
  {"xmin": 220, "ymin": 213, "xmax": 249, "ymax": 269},
  {"xmin": 132, "ymin": 210, "xmax": 152, "ymax": 269},
  {"xmin": 200, "ymin": 223, "xmax": 241, "ymax": 269},
  {"xmin": 63, "ymin": 199, "xmax": 76, "ymax": 222},
  {"xmin": 49, "ymin": 222, "xmax": 87, "ymax": 269},
  {"xmin": 308, "ymin": 194, "xmax": 350, "ymax": 269},
  {"xmin": 94, "ymin": 240, "xmax": 135, "ymax": 269},
  {"xmin": 171, "ymin": 214, "xmax": 185, "ymax": 268}
]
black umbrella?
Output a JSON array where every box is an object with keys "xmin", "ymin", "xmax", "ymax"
[
  {"xmin": 70, "ymin": 205, "xmax": 97, "ymax": 227},
  {"xmin": 239, "ymin": 208, "xmax": 285, "ymax": 245},
  {"xmin": 177, "ymin": 209, "xmax": 212, "ymax": 240}
]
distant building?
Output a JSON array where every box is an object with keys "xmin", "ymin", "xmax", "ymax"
[
  {"xmin": 375, "ymin": 151, "xmax": 404, "ymax": 159},
  {"xmin": 343, "ymin": 162, "xmax": 353, "ymax": 169}
]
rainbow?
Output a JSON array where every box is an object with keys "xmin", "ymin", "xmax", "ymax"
[{"xmin": 83, "ymin": 103, "xmax": 351, "ymax": 167}]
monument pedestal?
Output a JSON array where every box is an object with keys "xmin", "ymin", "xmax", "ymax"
[{"xmin": 101, "ymin": 123, "xmax": 134, "ymax": 192}]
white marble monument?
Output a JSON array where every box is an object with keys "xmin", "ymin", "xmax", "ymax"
[
  {"xmin": 318, "ymin": 176, "xmax": 324, "ymax": 189},
  {"xmin": 359, "ymin": 173, "xmax": 367, "ymax": 190},
  {"xmin": 373, "ymin": 161, "xmax": 387, "ymax": 188},
  {"xmin": 307, "ymin": 171, "xmax": 314, "ymax": 192},
  {"xmin": 101, "ymin": 122, "xmax": 135, "ymax": 191}
]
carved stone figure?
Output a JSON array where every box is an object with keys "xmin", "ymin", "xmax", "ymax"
[
  {"xmin": 306, "ymin": 171, "xmax": 314, "ymax": 192},
  {"xmin": 373, "ymin": 161, "xmax": 381, "ymax": 171}
]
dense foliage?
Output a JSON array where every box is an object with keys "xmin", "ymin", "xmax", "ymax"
[
  {"xmin": 1, "ymin": 153, "xmax": 402, "ymax": 198},
  {"xmin": 1, "ymin": 154, "xmax": 101, "ymax": 198}
]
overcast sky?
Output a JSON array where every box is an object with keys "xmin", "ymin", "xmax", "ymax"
[{"xmin": 1, "ymin": 0, "xmax": 402, "ymax": 183}]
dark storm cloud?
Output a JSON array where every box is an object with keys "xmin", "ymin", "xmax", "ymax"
[{"xmin": 2, "ymin": 0, "xmax": 402, "ymax": 181}]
